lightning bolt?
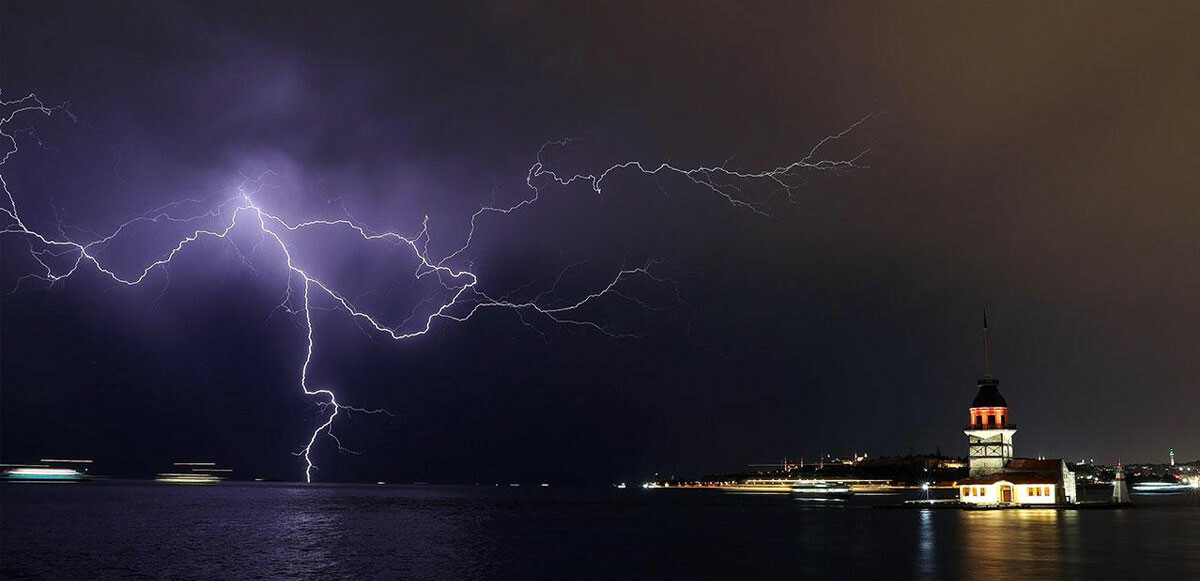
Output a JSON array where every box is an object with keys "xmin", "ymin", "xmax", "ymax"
[{"xmin": 1, "ymin": 91, "xmax": 871, "ymax": 481}]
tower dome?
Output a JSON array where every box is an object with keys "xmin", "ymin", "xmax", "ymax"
[{"xmin": 971, "ymin": 376, "xmax": 1008, "ymax": 408}]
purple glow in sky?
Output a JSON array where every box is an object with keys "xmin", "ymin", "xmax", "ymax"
[{"xmin": 2, "ymin": 91, "xmax": 869, "ymax": 480}]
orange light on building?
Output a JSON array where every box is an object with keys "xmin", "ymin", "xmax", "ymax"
[{"xmin": 968, "ymin": 406, "xmax": 1010, "ymax": 428}]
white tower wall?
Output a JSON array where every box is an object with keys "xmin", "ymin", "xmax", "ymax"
[
  {"xmin": 1060, "ymin": 461, "xmax": 1077, "ymax": 503},
  {"xmin": 965, "ymin": 428, "xmax": 1016, "ymax": 477}
]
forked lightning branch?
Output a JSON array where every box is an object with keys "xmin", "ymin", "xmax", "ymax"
[{"xmin": 1, "ymin": 91, "xmax": 870, "ymax": 481}]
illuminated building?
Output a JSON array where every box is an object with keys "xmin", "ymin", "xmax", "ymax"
[
  {"xmin": 956, "ymin": 312, "xmax": 1077, "ymax": 505},
  {"xmin": 958, "ymin": 459, "xmax": 1076, "ymax": 505}
]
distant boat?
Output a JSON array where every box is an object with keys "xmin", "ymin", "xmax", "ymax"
[
  {"xmin": 154, "ymin": 473, "xmax": 219, "ymax": 485},
  {"xmin": 4, "ymin": 467, "xmax": 83, "ymax": 482},
  {"xmin": 157, "ymin": 462, "xmax": 225, "ymax": 484},
  {"xmin": 791, "ymin": 481, "xmax": 853, "ymax": 498},
  {"xmin": 1131, "ymin": 482, "xmax": 1192, "ymax": 494},
  {"xmin": 615, "ymin": 483, "xmax": 627, "ymax": 489},
  {"xmin": 719, "ymin": 479, "xmax": 794, "ymax": 493}
]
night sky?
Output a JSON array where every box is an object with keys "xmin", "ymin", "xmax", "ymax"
[{"xmin": 2, "ymin": 2, "xmax": 1197, "ymax": 483}]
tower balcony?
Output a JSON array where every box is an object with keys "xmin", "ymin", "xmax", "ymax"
[{"xmin": 965, "ymin": 423, "xmax": 1016, "ymax": 431}]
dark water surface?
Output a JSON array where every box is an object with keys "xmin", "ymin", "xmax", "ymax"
[{"xmin": 2, "ymin": 481, "xmax": 1198, "ymax": 579}]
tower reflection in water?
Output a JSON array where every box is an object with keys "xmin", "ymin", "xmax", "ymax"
[{"xmin": 956, "ymin": 509, "xmax": 1079, "ymax": 578}]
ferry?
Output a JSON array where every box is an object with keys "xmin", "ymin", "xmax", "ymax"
[
  {"xmin": 791, "ymin": 481, "xmax": 853, "ymax": 498},
  {"xmin": 154, "ymin": 472, "xmax": 220, "ymax": 485},
  {"xmin": 718, "ymin": 479, "xmax": 795, "ymax": 493},
  {"xmin": 154, "ymin": 461, "xmax": 228, "ymax": 484},
  {"xmin": 1131, "ymin": 482, "xmax": 1195, "ymax": 494},
  {"xmin": 2, "ymin": 459, "xmax": 93, "ymax": 482},
  {"xmin": 716, "ymin": 479, "xmax": 860, "ymax": 496},
  {"xmin": 3, "ymin": 467, "xmax": 84, "ymax": 482}
]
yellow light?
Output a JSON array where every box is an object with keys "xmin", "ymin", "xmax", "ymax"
[{"xmin": 155, "ymin": 472, "xmax": 221, "ymax": 485}]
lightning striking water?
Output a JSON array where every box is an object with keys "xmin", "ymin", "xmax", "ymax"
[{"xmin": 1, "ymin": 91, "xmax": 870, "ymax": 481}]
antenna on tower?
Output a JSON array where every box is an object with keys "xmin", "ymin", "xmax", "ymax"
[{"xmin": 982, "ymin": 308, "xmax": 992, "ymax": 377}]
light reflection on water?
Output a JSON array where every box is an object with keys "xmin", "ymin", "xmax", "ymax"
[
  {"xmin": 958, "ymin": 509, "xmax": 1066, "ymax": 578},
  {"xmin": 915, "ymin": 510, "xmax": 937, "ymax": 578},
  {"xmin": 1, "ymin": 483, "xmax": 1197, "ymax": 580},
  {"xmin": 274, "ymin": 488, "xmax": 341, "ymax": 575}
]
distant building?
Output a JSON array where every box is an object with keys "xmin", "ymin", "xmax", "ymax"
[{"xmin": 956, "ymin": 311, "xmax": 1076, "ymax": 505}]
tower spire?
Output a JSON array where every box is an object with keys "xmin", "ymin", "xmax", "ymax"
[{"xmin": 982, "ymin": 308, "xmax": 992, "ymax": 377}]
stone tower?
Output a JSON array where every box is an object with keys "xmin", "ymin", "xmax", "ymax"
[{"xmin": 964, "ymin": 310, "xmax": 1016, "ymax": 477}]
